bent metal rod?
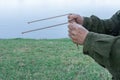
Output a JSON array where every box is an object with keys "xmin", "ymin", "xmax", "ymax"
[
  {"xmin": 22, "ymin": 13, "xmax": 71, "ymax": 34},
  {"xmin": 22, "ymin": 22, "xmax": 68, "ymax": 34},
  {"xmin": 22, "ymin": 13, "xmax": 79, "ymax": 48}
]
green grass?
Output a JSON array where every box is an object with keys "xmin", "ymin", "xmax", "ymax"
[{"xmin": 0, "ymin": 38, "xmax": 111, "ymax": 80}]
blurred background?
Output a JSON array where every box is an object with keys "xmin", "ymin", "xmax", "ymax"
[{"xmin": 0, "ymin": 0, "xmax": 120, "ymax": 39}]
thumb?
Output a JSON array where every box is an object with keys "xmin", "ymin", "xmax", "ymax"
[{"xmin": 68, "ymin": 19, "xmax": 76, "ymax": 23}]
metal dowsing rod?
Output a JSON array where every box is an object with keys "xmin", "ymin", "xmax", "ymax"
[
  {"xmin": 22, "ymin": 13, "xmax": 79, "ymax": 49},
  {"xmin": 22, "ymin": 13, "xmax": 72, "ymax": 34},
  {"xmin": 27, "ymin": 13, "xmax": 71, "ymax": 24},
  {"xmin": 22, "ymin": 22, "xmax": 68, "ymax": 34}
]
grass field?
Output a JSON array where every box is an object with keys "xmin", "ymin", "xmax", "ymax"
[{"xmin": 0, "ymin": 38, "xmax": 111, "ymax": 80}]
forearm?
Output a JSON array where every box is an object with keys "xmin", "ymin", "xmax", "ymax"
[
  {"xmin": 83, "ymin": 32, "xmax": 120, "ymax": 67},
  {"xmin": 83, "ymin": 10, "xmax": 120, "ymax": 35},
  {"xmin": 83, "ymin": 15, "xmax": 106, "ymax": 33},
  {"xmin": 83, "ymin": 32, "xmax": 115, "ymax": 58}
]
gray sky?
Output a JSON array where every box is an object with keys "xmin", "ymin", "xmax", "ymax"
[{"xmin": 0, "ymin": 0, "xmax": 120, "ymax": 39}]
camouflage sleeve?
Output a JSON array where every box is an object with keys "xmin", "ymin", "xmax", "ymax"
[
  {"xmin": 83, "ymin": 10, "xmax": 120, "ymax": 35},
  {"xmin": 83, "ymin": 32, "xmax": 120, "ymax": 68}
]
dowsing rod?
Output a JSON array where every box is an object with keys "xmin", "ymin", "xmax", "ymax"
[
  {"xmin": 28, "ymin": 13, "xmax": 71, "ymax": 24},
  {"xmin": 22, "ymin": 13, "xmax": 72, "ymax": 34},
  {"xmin": 22, "ymin": 13, "xmax": 79, "ymax": 48},
  {"xmin": 22, "ymin": 22, "xmax": 68, "ymax": 34}
]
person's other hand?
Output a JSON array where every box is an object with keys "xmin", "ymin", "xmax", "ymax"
[
  {"xmin": 68, "ymin": 22, "xmax": 89, "ymax": 45},
  {"xmin": 68, "ymin": 14, "xmax": 84, "ymax": 25}
]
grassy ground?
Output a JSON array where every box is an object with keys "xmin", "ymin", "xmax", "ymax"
[{"xmin": 0, "ymin": 38, "xmax": 111, "ymax": 80}]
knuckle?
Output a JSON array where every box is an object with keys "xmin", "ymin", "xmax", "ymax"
[
  {"xmin": 68, "ymin": 14, "xmax": 73, "ymax": 19},
  {"xmin": 68, "ymin": 24, "xmax": 72, "ymax": 29},
  {"xmin": 68, "ymin": 30, "xmax": 71, "ymax": 34},
  {"xmin": 68, "ymin": 23, "xmax": 73, "ymax": 27},
  {"xmin": 68, "ymin": 15, "xmax": 71, "ymax": 19}
]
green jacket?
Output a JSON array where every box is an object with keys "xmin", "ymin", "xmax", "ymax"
[{"xmin": 83, "ymin": 10, "xmax": 120, "ymax": 80}]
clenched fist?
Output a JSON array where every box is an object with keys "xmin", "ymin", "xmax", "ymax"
[
  {"xmin": 68, "ymin": 13, "xmax": 84, "ymax": 25},
  {"xmin": 68, "ymin": 22, "xmax": 89, "ymax": 45}
]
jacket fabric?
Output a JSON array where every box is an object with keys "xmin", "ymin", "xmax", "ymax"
[{"xmin": 83, "ymin": 10, "xmax": 120, "ymax": 80}]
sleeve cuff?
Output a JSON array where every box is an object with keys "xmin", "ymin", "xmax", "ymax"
[
  {"xmin": 83, "ymin": 17, "xmax": 91, "ymax": 28},
  {"xmin": 83, "ymin": 32, "xmax": 115, "ymax": 58}
]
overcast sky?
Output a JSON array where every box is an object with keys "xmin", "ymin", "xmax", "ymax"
[{"xmin": 0, "ymin": 0, "xmax": 120, "ymax": 39}]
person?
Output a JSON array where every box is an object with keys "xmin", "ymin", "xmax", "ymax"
[{"xmin": 68, "ymin": 10, "xmax": 120, "ymax": 80}]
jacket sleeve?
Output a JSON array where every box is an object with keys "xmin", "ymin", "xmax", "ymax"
[
  {"xmin": 83, "ymin": 10, "xmax": 120, "ymax": 35},
  {"xmin": 83, "ymin": 32, "xmax": 120, "ymax": 67}
]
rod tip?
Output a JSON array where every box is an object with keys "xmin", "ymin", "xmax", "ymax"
[
  {"xmin": 69, "ymin": 13, "xmax": 73, "ymax": 15},
  {"xmin": 27, "ymin": 22, "xmax": 30, "ymax": 24},
  {"xmin": 21, "ymin": 32, "xmax": 24, "ymax": 34}
]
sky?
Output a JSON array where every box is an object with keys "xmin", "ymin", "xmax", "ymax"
[{"xmin": 0, "ymin": 0, "xmax": 120, "ymax": 39}]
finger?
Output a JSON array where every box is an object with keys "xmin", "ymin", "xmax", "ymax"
[
  {"xmin": 68, "ymin": 23, "xmax": 74, "ymax": 29},
  {"xmin": 68, "ymin": 14, "xmax": 77, "ymax": 23},
  {"xmin": 69, "ymin": 34, "xmax": 78, "ymax": 44},
  {"xmin": 68, "ymin": 29, "xmax": 77, "ymax": 36},
  {"xmin": 68, "ymin": 14, "xmax": 77, "ymax": 19},
  {"xmin": 68, "ymin": 22, "xmax": 78, "ymax": 31},
  {"xmin": 68, "ymin": 33, "xmax": 75, "ymax": 39},
  {"xmin": 68, "ymin": 19, "xmax": 76, "ymax": 23},
  {"xmin": 68, "ymin": 30, "xmax": 78, "ymax": 39},
  {"xmin": 68, "ymin": 13, "xmax": 73, "ymax": 19},
  {"xmin": 72, "ymin": 22, "xmax": 81, "ymax": 29}
]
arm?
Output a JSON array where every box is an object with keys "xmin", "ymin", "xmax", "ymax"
[
  {"xmin": 68, "ymin": 11, "xmax": 120, "ymax": 78},
  {"xmin": 83, "ymin": 32, "xmax": 120, "ymax": 67},
  {"xmin": 83, "ymin": 11, "xmax": 120, "ymax": 35},
  {"xmin": 83, "ymin": 32, "xmax": 120, "ymax": 78},
  {"xmin": 68, "ymin": 22, "xmax": 120, "ymax": 68},
  {"xmin": 68, "ymin": 10, "xmax": 120, "ymax": 35}
]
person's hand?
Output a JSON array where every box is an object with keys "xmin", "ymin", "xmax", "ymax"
[
  {"xmin": 68, "ymin": 14, "xmax": 84, "ymax": 25},
  {"xmin": 68, "ymin": 22, "xmax": 89, "ymax": 45}
]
